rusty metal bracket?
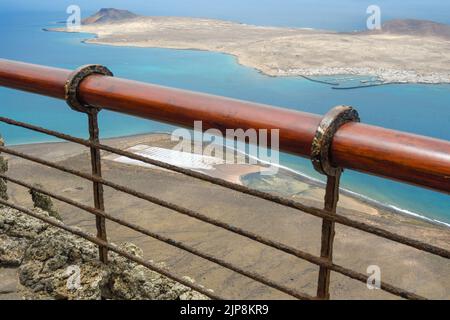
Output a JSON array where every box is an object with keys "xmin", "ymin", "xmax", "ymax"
[
  {"xmin": 312, "ymin": 105, "xmax": 360, "ymax": 299},
  {"xmin": 64, "ymin": 64, "xmax": 113, "ymax": 113},
  {"xmin": 64, "ymin": 64, "xmax": 113, "ymax": 263},
  {"xmin": 87, "ymin": 110, "xmax": 109, "ymax": 264},
  {"xmin": 311, "ymin": 106, "xmax": 360, "ymax": 177}
]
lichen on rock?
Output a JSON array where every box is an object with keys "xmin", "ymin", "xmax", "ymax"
[
  {"xmin": 0, "ymin": 207, "xmax": 49, "ymax": 267},
  {"xmin": 0, "ymin": 206, "xmax": 209, "ymax": 300},
  {"xmin": 18, "ymin": 227, "xmax": 108, "ymax": 300},
  {"xmin": 28, "ymin": 184, "xmax": 62, "ymax": 221}
]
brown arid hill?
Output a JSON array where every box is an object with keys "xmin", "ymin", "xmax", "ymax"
[
  {"xmin": 363, "ymin": 19, "xmax": 450, "ymax": 40},
  {"xmin": 82, "ymin": 8, "xmax": 139, "ymax": 25}
]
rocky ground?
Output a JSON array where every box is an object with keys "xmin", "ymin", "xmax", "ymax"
[{"xmin": 0, "ymin": 206, "xmax": 208, "ymax": 300}]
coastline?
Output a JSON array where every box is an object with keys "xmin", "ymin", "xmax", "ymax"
[
  {"xmin": 78, "ymin": 35, "xmax": 450, "ymax": 85},
  {"xmin": 45, "ymin": 15, "xmax": 450, "ymax": 85},
  {"xmin": 5, "ymin": 132, "xmax": 449, "ymax": 229},
  {"xmin": 241, "ymin": 155, "xmax": 450, "ymax": 229},
  {"xmin": 39, "ymin": 21, "xmax": 450, "ymax": 224}
]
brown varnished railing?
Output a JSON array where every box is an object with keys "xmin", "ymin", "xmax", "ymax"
[{"xmin": 0, "ymin": 59, "xmax": 449, "ymax": 194}]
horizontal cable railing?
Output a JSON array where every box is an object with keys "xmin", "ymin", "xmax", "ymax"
[
  {"xmin": 0, "ymin": 143, "xmax": 428, "ymax": 300},
  {"xmin": 0, "ymin": 199, "xmax": 223, "ymax": 300},
  {"xmin": 0, "ymin": 176, "xmax": 312, "ymax": 300},
  {"xmin": 0, "ymin": 116, "xmax": 448, "ymax": 260},
  {"xmin": 0, "ymin": 59, "xmax": 448, "ymax": 300}
]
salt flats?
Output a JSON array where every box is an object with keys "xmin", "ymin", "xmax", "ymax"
[{"xmin": 104, "ymin": 144, "xmax": 225, "ymax": 171}]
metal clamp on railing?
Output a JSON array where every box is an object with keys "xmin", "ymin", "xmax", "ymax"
[
  {"xmin": 311, "ymin": 106, "xmax": 360, "ymax": 177},
  {"xmin": 311, "ymin": 106, "xmax": 360, "ymax": 299},
  {"xmin": 65, "ymin": 64, "xmax": 113, "ymax": 113},
  {"xmin": 64, "ymin": 64, "xmax": 113, "ymax": 263}
]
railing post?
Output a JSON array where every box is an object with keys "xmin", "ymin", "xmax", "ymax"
[
  {"xmin": 317, "ymin": 172, "xmax": 341, "ymax": 299},
  {"xmin": 311, "ymin": 106, "xmax": 360, "ymax": 299},
  {"xmin": 87, "ymin": 109, "xmax": 108, "ymax": 263},
  {"xmin": 64, "ymin": 64, "xmax": 114, "ymax": 264},
  {"xmin": 0, "ymin": 134, "xmax": 8, "ymax": 202}
]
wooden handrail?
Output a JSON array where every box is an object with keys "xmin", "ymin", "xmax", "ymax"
[{"xmin": 0, "ymin": 59, "xmax": 449, "ymax": 194}]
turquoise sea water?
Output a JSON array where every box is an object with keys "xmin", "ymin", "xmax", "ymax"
[{"xmin": 0, "ymin": 11, "xmax": 449, "ymax": 224}]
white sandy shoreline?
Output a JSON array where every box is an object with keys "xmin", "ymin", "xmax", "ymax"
[{"xmin": 238, "ymin": 148, "xmax": 450, "ymax": 229}]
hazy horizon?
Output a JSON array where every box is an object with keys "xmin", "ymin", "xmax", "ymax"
[{"xmin": 1, "ymin": 0, "xmax": 449, "ymax": 31}]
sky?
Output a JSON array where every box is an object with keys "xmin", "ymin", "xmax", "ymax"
[{"xmin": 0, "ymin": 0, "xmax": 449, "ymax": 30}]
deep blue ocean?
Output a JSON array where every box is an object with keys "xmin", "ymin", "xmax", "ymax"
[{"xmin": 0, "ymin": 9, "xmax": 449, "ymax": 224}]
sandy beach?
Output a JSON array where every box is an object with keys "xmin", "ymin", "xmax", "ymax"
[
  {"xmin": 2, "ymin": 133, "xmax": 449, "ymax": 299},
  {"xmin": 48, "ymin": 16, "xmax": 450, "ymax": 84}
]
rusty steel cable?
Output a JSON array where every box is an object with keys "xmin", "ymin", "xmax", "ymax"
[
  {"xmin": 0, "ymin": 116, "xmax": 449, "ymax": 261},
  {"xmin": 0, "ymin": 198, "xmax": 222, "ymax": 300},
  {"xmin": 0, "ymin": 147, "xmax": 427, "ymax": 300},
  {"xmin": 0, "ymin": 173, "xmax": 314, "ymax": 300}
]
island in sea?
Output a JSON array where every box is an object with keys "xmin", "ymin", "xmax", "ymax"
[{"xmin": 48, "ymin": 8, "xmax": 450, "ymax": 85}]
